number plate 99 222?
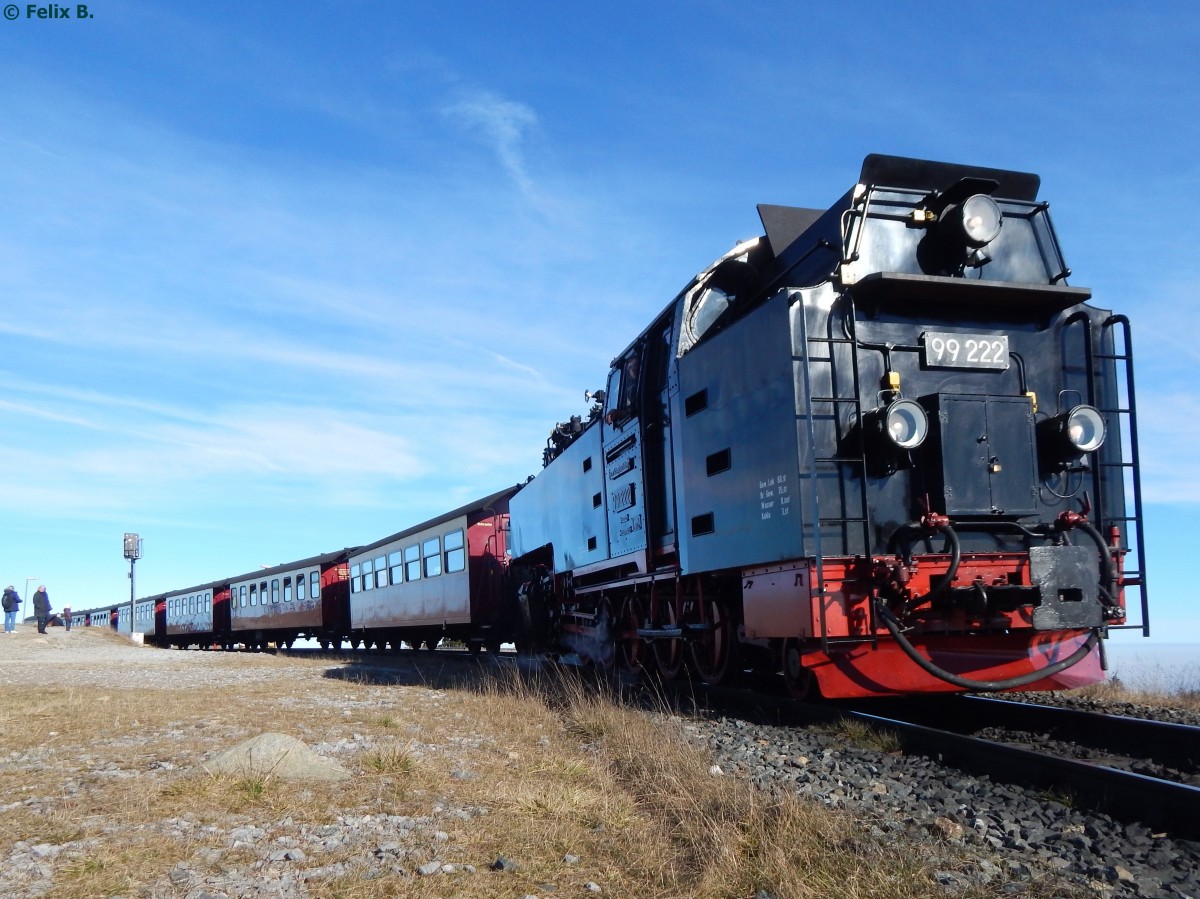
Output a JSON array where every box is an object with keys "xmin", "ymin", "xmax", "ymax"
[{"xmin": 921, "ymin": 331, "xmax": 1009, "ymax": 370}]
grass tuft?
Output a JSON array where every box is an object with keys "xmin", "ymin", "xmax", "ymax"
[
  {"xmin": 833, "ymin": 717, "xmax": 905, "ymax": 753},
  {"xmin": 361, "ymin": 742, "xmax": 416, "ymax": 776}
]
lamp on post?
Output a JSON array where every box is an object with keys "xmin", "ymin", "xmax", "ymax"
[{"xmin": 123, "ymin": 533, "xmax": 142, "ymax": 635}]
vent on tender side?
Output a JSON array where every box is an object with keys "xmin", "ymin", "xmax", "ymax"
[
  {"xmin": 685, "ymin": 389, "xmax": 708, "ymax": 417},
  {"xmin": 691, "ymin": 513, "xmax": 714, "ymax": 536},
  {"xmin": 706, "ymin": 448, "xmax": 731, "ymax": 476}
]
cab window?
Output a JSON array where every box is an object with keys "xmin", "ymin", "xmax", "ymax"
[{"xmin": 604, "ymin": 350, "xmax": 642, "ymax": 424}]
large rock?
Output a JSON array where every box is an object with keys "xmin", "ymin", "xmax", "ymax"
[{"xmin": 202, "ymin": 733, "xmax": 351, "ymax": 782}]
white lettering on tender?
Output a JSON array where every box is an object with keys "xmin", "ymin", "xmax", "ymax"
[{"xmin": 757, "ymin": 472, "xmax": 793, "ymax": 521}]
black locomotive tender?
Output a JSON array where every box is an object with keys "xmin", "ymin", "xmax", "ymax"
[{"xmin": 88, "ymin": 155, "xmax": 1147, "ymax": 700}]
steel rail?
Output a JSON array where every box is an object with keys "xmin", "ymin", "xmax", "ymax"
[
  {"xmin": 844, "ymin": 707, "xmax": 1200, "ymax": 840},
  {"xmin": 960, "ymin": 695, "xmax": 1200, "ymax": 772},
  {"xmin": 666, "ymin": 680, "xmax": 1200, "ymax": 842}
]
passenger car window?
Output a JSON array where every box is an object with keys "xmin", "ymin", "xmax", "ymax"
[
  {"xmin": 423, "ymin": 537, "xmax": 441, "ymax": 577},
  {"xmin": 445, "ymin": 529, "xmax": 466, "ymax": 573}
]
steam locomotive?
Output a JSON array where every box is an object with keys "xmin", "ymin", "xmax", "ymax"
[
  {"xmin": 89, "ymin": 154, "xmax": 1148, "ymax": 700},
  {"xmin": 507, "ymin": 153, "xmax": 1147, "ymax": 698}
]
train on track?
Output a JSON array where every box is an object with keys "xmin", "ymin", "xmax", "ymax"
[{"xmin": 75, "ymin": 154, "xmax": 1149, "ymax": 699}]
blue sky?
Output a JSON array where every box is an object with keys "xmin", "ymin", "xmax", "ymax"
[{"xmin": 0, "ymin": 1, "xmax": 1196, "ymax": 647}]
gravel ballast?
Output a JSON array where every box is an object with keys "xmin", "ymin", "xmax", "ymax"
[{"xmin": 1, "ymin": 626, "xmax": 1197, "ymax": 898}]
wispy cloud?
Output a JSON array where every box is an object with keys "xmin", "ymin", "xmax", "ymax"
[{"xmin": 443, "ymin": 90, "xmax": 541, "ymax": 201}]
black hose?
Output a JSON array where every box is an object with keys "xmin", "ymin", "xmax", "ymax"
[
  {"xmin": 1072, "ymin": 519, "xmax": 1116, "ymax": 602},
  {"xmin": 930, "ymin": 524, "xmax": 961, "ymax": 598},
  {"xmin": 874, "ymin": 600, "xmax": 1100, "ymax": 691},
  {"xmin": 888, "ymin": 521, "xmax": 962, "ymax": 605}
]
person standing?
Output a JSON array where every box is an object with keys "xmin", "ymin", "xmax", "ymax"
[
  {"xmin": 2, "ymin": 586, "xmax": 19, "ymax": 634},
  {"xmin": 32, "ymin": 586, "xmax": 51, "ymax": 634},
  {"xmin": 63, "ymin": 605, "xmax": 72, "ymax": 632}
]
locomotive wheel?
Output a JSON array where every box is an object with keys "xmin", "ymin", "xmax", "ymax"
[
  {"xmin": 689, "ymin": 598, "xmax": 735, "ymax": 685},
  {"xmin": 780, "ymin": 638, "xmax": 818, "ymax": 701},
  {"xmin": 423, "ymin": 638, "xmax": 439, "ymax": 651},
  {"xmin": 616, "ymin": 596, "xmax": 645, "ymax": 672},
  {"xmin": 651, "ymin": 598, "xmax": 683, "ymax": 680},
  {"xmin": 486, "ymin": 637, "xmax": 503, "ymax": 656}
]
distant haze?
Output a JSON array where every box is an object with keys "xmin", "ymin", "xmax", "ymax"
[{"xmin": 1102, "ymin": 641, "xmax": 1199, "ymax": 695}]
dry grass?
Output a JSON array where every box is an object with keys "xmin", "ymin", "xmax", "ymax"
[
  {"xmin": 458, "ymin": 668, "xmax": 1042, "ymax": 899},
  {"xmin": 0, "ymin": 646, "xmax": 1054, "ymax": 899},
  {"xmin": 1073, "ymin": 662, "xmax": 1200, "ymax": 711},
  {"xmin": 828, "ymin": 718, "xmax": 904, "ymax": 754}
]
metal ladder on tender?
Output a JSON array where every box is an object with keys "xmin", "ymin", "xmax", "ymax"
[
  {"xmin": 794, "ymin": 291, "xmax": 875, "ymax": 652},
  {"xmin": 1095, "ymin": 315, "xmax": 1149, "ymax": 635},
  {"xmin": 1063, "ymin": 310, "xmax": 1149, "ymax": 635}
]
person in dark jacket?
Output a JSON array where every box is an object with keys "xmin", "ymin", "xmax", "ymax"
[
  {"xmin": 32, "ymin": 586, "xmax": 51, "ymax": 634},
  {"xmin": 2, "ymin": 586, "xmax": 19, "ymax": 634}
]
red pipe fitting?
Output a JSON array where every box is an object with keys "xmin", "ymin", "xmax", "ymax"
[
  {"xmin": 920, "ymin": 512, "xmax": 950, "ymax": 530},
  {"xmin": 1057, "ymin": 510, "xmax": 1087, "ymax": 528}
]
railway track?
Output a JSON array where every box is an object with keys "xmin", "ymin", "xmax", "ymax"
[
  {"xmin": 665, "ymin": 681, "xmax": 1200, "ymax": 842},
  {"xmin": 883, "ymin": 694, "xmax": 1200, "ymax": 780},
  {"xmin": 841, "ymin": 704, "xmax": 1200, "ymax": 841}
]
